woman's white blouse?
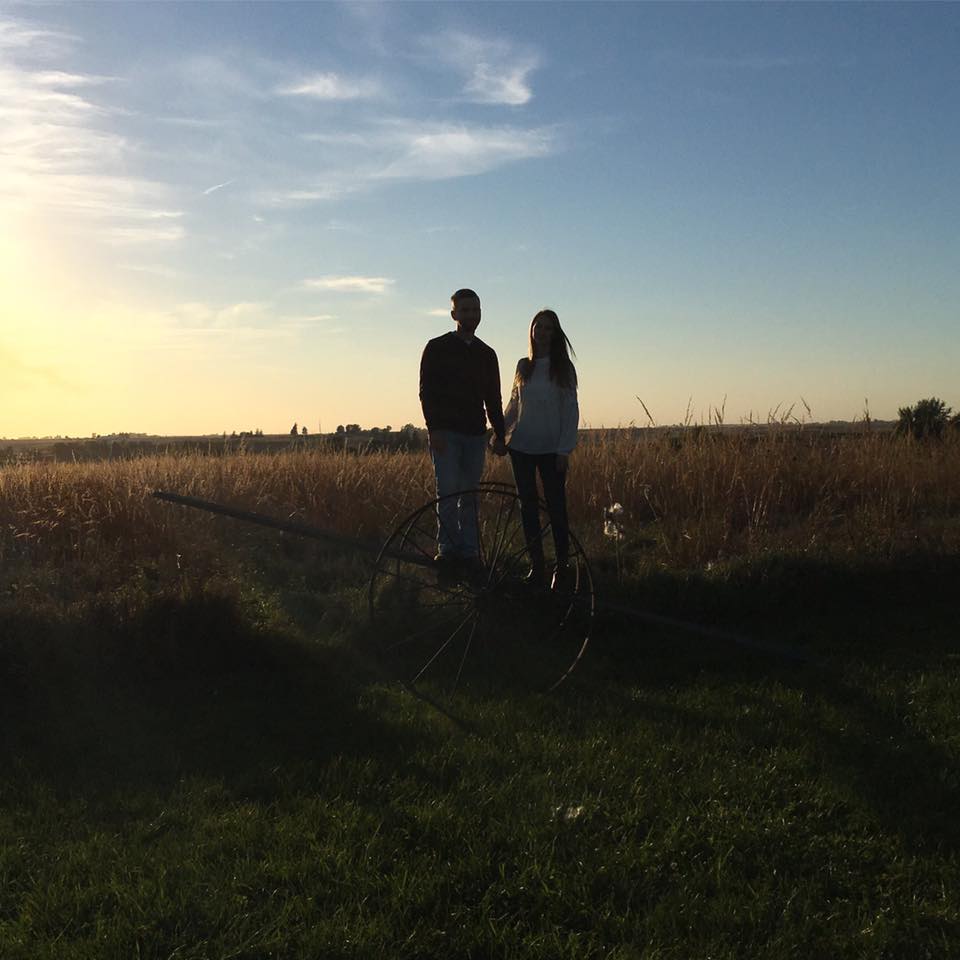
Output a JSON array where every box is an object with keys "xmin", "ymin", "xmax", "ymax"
[{"xmin": 503, "ymin": 358, "xmax": 579, "ymax": 455}]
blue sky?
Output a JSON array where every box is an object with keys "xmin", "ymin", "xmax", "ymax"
[{"xmin": 2, "ymin": 1, "xmax": 958, "ymax": 436}]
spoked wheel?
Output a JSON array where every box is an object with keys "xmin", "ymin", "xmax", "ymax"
[{"xmin": 369, "ymin": 481, "xmax": 594, "ymax": 701}]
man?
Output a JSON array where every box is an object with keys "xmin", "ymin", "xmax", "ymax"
[{"xmin": 419, "ymin": 288, "xmax": 506, "ymax": 565}]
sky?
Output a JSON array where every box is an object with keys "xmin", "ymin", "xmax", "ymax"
[{"xmin": 2, "ymin": 1, "xmax": 959, "ymax": 437}]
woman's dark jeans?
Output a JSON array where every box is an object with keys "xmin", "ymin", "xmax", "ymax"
[{"xmin": 508, "ymin": 449, "xmax": 569, "ymax": 569}]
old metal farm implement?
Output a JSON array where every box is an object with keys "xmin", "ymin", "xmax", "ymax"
[
  {"xmin": 154, "ymin": 482, "xmax": 807, "ymax": 704},
  {"xmin": 153, "ymin": 483, "xmax": 596, "ymax": 701}
]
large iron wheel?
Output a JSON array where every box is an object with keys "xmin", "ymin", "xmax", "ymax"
[{"xmin": 369, "ymin": 482, "xmax": 594, "ymax": 700}]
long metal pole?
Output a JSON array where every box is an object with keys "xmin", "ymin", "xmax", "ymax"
[{"xmin": 151, "ymin": 490, "xmax": 433, "ymax": 568}]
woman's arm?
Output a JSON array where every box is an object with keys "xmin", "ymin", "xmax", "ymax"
[{"xmin": 502, "ymin": 361, "xmax": 522, "ymax": 437}]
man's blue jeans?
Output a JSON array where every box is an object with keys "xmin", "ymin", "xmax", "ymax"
[{"xmin": 430, "ymin": 430, "xmax": 487, "ymax": 559}]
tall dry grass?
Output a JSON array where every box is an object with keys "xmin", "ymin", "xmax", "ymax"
[
  {"xmin": 574, "ymin": 428, "xmax": 960, "ymax": 567},
  {"xmin": 1, "ymin": 431, "xmax": 959, "ymax": 580}
]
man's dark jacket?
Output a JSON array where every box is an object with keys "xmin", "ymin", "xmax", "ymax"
[{"xmin": 419, "ymin": 332, "xmax": 506, "ymax": 439}]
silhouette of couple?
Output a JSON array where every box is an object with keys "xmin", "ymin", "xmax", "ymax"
[{"xmin": 419, "ymin": 288, "xmax": 579, "ymax": 590}]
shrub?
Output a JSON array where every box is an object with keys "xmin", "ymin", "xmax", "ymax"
[{"xmin": 896, "ymin": 397, "xmax": 953, "ymax": 440}]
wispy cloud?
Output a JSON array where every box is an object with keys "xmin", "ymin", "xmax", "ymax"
[
  {"xmin": 376, "ymin": 123, "xmax": 554, "ymax": 180},
  {"xmin": 266, "ymin": 119, "xmax": 558, "ymax": 205},
  {"xmin": 146, "ymin": 301, "xmax": 347, "ymax": 350},
  {"xmin": 304, "ymin": 275, "xmax": 394, "ymax": 294},
  {"xmin": 155, "ymin": 301, "xmax": 290, "ymax": 347},
  {"xmin": 301, "ymin": 131, "xmax": 370, "ymax": 145},
  {"xmin": 100, "ymin": 222, "xmax": 185, "ymax": 244},
  {"xmin": 0, "ymin": 16, "xmax": 74, "ymax": 55},
  {"xmin": 267, "ymin": 184, "xmax": 349, "ymax": 206},
  {"xmin": 428, "ymin": 31, "xmax": 540, "ymax": 106},
  {"xmin": 278, "ymin": 71, "xmax": 379, "ymax": 100},
  {"xmin": 0, "ymin": 19, "xmax": 183, "ymax": 243},
  {"xmin": 32, "ymin": 70, "xmax": 112, "ymax": 87},
  {"xmin": 173, "ymin": 301, "xmax": 270, "ymax": 327},
  {"xmin": 203, "ymin": 179, "xmax": 235, "ymax": 195},
  {"xmin": 467, "ymin": 63, "xmax": 536, "ymax": 107},
  {"xmin": 121, "ymin": 262, "xmax": 181, "ymax": 279},
  {"xmin": 156, "ymin": 115, "xmax": 224, "ymax": 129}
]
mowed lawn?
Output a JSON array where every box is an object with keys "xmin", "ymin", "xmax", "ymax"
[{"xmin": 1, "ymin": 440, "xmax": 959, "ymax": 957}]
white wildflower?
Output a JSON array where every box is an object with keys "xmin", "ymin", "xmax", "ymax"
[
  {"xmin": 603, "ymin": 520, "xmax": 625, "ymax": 541},
  {"xmin": 603, "ymin": 503, "xmax": 626, "ymax": 540}
]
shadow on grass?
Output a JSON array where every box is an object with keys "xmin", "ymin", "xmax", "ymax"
[
  {"xmin": 584, "ymin": 551, "xmax": 960, "ymax": 854},
  {"xmin": 0, "ymin": 586, "xmax": 417, "ymax": 809}
]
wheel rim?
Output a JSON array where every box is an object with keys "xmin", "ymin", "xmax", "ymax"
[{"xmin": 369, "ymin": 482, "xmax": 594, "ymax": 700}]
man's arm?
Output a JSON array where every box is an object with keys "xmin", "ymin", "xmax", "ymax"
[
  {"xmin": 419, "ymin": 341, "xmax": 439, "ymax": 428},
  {"xmin": 484, "ymin": 349, "xmax": 506, "ymax": 448},
  {"xmin": 419, "ymin": 340, "xmax": 448, "ymax": 455}
]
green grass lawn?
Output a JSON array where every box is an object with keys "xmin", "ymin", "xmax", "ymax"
[{"xmin": 2, "ymin": 545, "xmax": 959, "ymax": 959}]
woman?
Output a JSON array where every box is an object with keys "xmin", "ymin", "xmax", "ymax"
[{"xmin": 502, "ymin": 308, "xmax": 579, "ymax": 589}]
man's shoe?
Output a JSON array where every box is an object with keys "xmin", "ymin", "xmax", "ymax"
[
  {"xmin": 522, "ymin": 565, "xmax": 548, "ymax": 589},
  {"xmin": 433, "ymin": 554, "xmax": 457, "ymax": 588}
]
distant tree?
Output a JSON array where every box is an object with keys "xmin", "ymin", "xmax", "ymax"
[
  {"xmin": 345, "ymin": 424, "xmax": 361, "ymax": 434},
  {"xmin": 895, "ymin": 405, "xmax": 913, "ymax": 437},
  {"xmin": 290, "ymin": 422, "xmax": 298, "ymax": 436},
  {"xmin": 335, "ymin": 425, "xmax": 345, "ymax": 434},
  {"xmin": 398, "ymin": 423, "xmax": 424, "ymax": 449},
  {"xmin": 301, "ymin": 425, "xmax": 308, "ymax": 436},
  {"xmin": 896, "ymin": 397, "xmax": 952, "ymax": 440},
  {"xmin": 383, "ymin": 425, "xmax": 392, "ymax": 433}
]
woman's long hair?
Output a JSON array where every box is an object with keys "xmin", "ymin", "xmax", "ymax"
[{"xmin": 518, "ymin": 309, "xmax": 577, "ymax": 389}]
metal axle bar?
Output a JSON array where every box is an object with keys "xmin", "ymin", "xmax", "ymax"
[{"xmin": 152, "ymin": 490, "xmax": 434, "ymax": 568}]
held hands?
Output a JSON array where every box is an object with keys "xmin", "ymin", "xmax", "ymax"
[
  {"xmin": 489, "ymin": 436, "xmax": 508, "ymax": 457},
  {"xmin": 556, "ymin": 453, "xmax": 569, "ymax": 473}
]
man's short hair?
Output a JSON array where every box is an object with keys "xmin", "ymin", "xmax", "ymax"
[{"xmin": 451, "ymin": 288, "xmax": 479, "ymax": 306}]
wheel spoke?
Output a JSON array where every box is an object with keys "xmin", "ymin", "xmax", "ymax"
[
  {"xmin": 497, "ymin": 518, "xmax": 552, "ymax": 573},
  {"xmin": 450, "ymin": 616, "xmax": 478, "ymax": 697},
  {"xmin": 394, "ymin": 524, "xmax": 436, "ymax": 563},
  {"xmin": 411, "ymin": 609, "xmax": 477, "ymax": 685},
  {"xmin": 477, "ymin": 488, "xmax": 507, "ymax": 568},
  {"xmin": 486, "ymin": 494, "xmax": 518, "ymax": 577},
  {"xmin": 382, "ymin": 604, "xmax": 471, "ymax": 651}
]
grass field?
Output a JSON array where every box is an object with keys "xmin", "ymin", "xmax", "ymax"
[{"xmin": 1, "ymin": 431, "xmax": 959, "ymax": 958}]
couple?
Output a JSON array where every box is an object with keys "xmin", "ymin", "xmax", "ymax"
[{"xmin": 419, "ymin": 287, "xmax": 579, "ymax": 590}]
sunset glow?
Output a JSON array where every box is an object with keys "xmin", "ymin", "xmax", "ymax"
[{"xmin": 2, "ymin": 3, "xmax": 958, "ymax": 437}]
